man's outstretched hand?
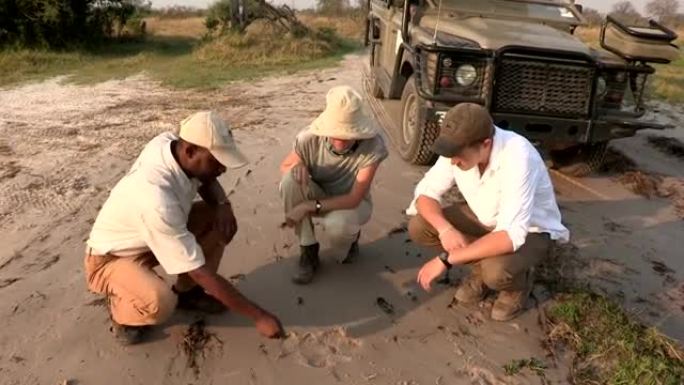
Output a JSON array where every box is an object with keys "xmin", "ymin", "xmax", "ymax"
[
  {"xmin": 417, "ymin": 256, "xmax": 448, "ymax": 292},
  {"xmin": 255, "ymin": 312, "xmax": 285, "ymax": 339},
  {"xmin": 284, "ymin": 202, "xmax": 312, "ymax": 227}
]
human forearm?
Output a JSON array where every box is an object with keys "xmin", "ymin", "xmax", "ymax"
[
  {"xmin": 320, "ymin": 193, "xmax": 362, "ymax": 211},
  {"xmin": 292, "ymin": 192, "xmax": 361, "ymax": 215},
  {"xmin": 416, "ymin": 195, "xmax": 456, "ymax": 234},
  {"xmin": 447, "ymin": 231, "xmax": 514, "ymax": 265}
]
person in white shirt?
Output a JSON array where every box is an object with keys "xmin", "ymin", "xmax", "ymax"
[
  {"xmin": 407, "ymin": 103, "xmax": 569, "ymax": 321},
  {"xmin": 85, "ymin": 111, "xmax": 283, "ymax": 345}
]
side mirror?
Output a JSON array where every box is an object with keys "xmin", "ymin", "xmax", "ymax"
[{"xmin": 575, "ymin": 4, "xmax": 583, "ymax": 14}]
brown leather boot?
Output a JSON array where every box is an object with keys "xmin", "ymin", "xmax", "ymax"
[
  {"xmin": 454, "ymin": 265, "xmax": 487, "ymax": 305},
  {"xmin": 292, "ymin": 243, "xmax": 320, "ymax": 285},
  {"xmin": 339, "ymin": 232, "xmax": 360, "ymax": 264},
  {"xmin": 174, "ymin": 285, "xmax": 226, "ymax": 314},
  {"xmin": 110, "ymin": 320, "xmax": 150, "ymax": 346},
  {"xmin": 491, "ymin": 269, "xmax": 534, "ymax": 321}
]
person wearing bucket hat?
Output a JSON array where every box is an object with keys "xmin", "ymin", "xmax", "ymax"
[
  {"xmin": 406, "ymin": 103, "xmax": 569, "ymax": 321},
  {"xmin": 279, "ymin": 85, "xmax": 388, "ymax": 284},
  {"xmin": 85, "ymin": 111, "xmax": 283, "ymax": 345}
]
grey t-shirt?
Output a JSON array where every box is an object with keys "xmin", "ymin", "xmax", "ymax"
[{"xmin": 294, "ymin": 130, "xmax": 388, "ymax": 197}]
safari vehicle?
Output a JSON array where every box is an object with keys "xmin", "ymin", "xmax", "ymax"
[{"xmin": 364, "ymin": 0, "xmax": 680, "ymax": 175}]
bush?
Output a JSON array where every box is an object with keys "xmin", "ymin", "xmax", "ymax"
[
  {"xmin": 205, "ymin": 0, "xmax": 266, "ymax": 35},
  {"xmin": 0, "ymin": 0, "xmax": 150, "ymax": 48},
  {"xmin": 150, "ymin": 6, "xmax": 205, "ymax": 19},
  {"xmin": 194, "ymin": 21, "xmax": 339, "ymax": 66}
]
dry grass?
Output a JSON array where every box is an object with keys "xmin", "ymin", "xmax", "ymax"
[
  {"xmin": 145, "ymin": 16, "xmax": 207, "ymax": 38},
  {"xmin": 143, "ymin": 12, "xmax": 365, "ymax": 41},
  {"xmin": 299, "ymin": 12, "xmax": 366, "ymax": 41},
  {"xmin": 575, "ymin": 27, "xmax": 684, "ymax": 103},
  {"xmin": 194, "ymin": 21, "xmax": 341, "ymax": 66},
  {"xmin": 574, "ymin": 26, "xmax": 600, "ymax": 48}
]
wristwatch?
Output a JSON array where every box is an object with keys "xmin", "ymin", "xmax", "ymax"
[
  {"xmin": 314, "ymin": 200, "xmax": 322, "ymax": 214},
  {"xmin": 437, "ymin": 252, "xmax": 452, "ymax": 269}
]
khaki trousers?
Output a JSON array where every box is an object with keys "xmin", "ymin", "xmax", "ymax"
[
  {"xmin": 84, "ymin": 202, "xmax": 229, "ymax": 326},
  {"xmin": 408, "ymin": 204, "xmax": 551, "ymax": 292},
  {"xmin": 279, "ymin": 171, "xmax": 372, "ymax": 260}
]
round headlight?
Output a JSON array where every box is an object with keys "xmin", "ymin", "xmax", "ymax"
[
  {"xmin": 596, "ymin": 76, "xmax": 607, "ymax": 96},
  {"xmin": 455, "ymin": 64, "xmax": 478, "ymax": 87}
]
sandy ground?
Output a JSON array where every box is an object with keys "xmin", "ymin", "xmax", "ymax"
[{"xmin": 0, "ymin": 54, "xmax": 683, "ymax": 385}]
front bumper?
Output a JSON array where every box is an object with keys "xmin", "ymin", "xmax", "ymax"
[{"xmin": 427, "ymin": 106, "xmax": 670, "ymax": 148}]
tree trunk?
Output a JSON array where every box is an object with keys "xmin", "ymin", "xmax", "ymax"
[{"xmin": 230, "ymin": 0, "xmax": 240, "ymax": 30}]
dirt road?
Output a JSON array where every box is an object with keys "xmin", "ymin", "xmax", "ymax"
[{"xmin": 0, "ymin": 54, "xmax": 682, "ymax": 385}]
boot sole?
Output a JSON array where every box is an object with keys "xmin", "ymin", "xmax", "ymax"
[
  {"xmin": 453, "ymin": 291, "xmax": 486, "ymax": 305},
  {"xmin": 490, "ymin": 307, "xmax": 524, "ymax": 322}
]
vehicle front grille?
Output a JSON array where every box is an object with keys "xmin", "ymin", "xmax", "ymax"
[{"xmin": 493, "ymin": 56, "xmax": 595, "ymax": 118}]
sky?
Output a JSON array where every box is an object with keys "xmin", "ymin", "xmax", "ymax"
[{"xmin": 148, "ymin": 0, "xmax": 670, "ymax": 14}]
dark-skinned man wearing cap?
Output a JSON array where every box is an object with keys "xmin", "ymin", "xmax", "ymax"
[
  {"xmin": 85, "ymin": 111, "xmax": 284, "ymax": 345},
  {"xmin": 407, "ymin": 103, "xmax": 569, "ymax": 321}
]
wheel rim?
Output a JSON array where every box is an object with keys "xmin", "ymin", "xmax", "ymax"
[{"xmin": 402, "ymin": 93, "xmax": 418, "ymax": 147}]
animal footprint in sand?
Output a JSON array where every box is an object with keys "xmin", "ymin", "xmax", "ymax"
[{"xmin": 279, "ymin": 328, "xmax": 361, "ymax": 369}]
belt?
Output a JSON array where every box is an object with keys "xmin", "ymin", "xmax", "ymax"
[{"xmin": 86, "ymin": 246, "xmax": 148, "ymax": 258}]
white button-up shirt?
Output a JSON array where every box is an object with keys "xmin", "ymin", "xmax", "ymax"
[
  {"xmin": 87, "ymin": 132, "xmax": 205, "ymax": 275},
  {"xmin": 406, "ymin": 127, "xmax": 569, "ymax": 251}
]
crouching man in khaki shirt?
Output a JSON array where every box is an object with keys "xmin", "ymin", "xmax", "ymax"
[
  {"xmin": 85, "ymin": 111, "xmax": 283, "ymax": 345},
  {"xmin": 279, "ymin": 86, "xmax": 388, "ymax": 284},
  {"xmin": 408, "ymin": 103, "xmax": 569, "ymax": 321}
]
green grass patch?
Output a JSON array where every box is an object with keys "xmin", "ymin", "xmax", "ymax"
[
  {"xmin": 0, "ymin": 23, "xmax": 360, "ymax": 90},
  {"xmin": 503, "ymin": 357, "xmax": 548, "ymax": 378},
  {"xmin": 652, "ymin": 54, "xmax": 684, "ymax": 103},
  {"xmin": 546, "ymin": 291, "xmax": 683, "ymax": 385}
]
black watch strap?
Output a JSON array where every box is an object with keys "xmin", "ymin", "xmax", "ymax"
[{"xmin": 438, "ymin": 252, "xmax": 452, "ymax": 268}]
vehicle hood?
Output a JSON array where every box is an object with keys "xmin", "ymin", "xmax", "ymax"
[{"xmin": 419, "ymin": 15, "xmax": 591, "ymax": 55}]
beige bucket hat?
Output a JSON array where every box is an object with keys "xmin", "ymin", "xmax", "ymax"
[
  {"xmin": 309, "ymin": 86, "xmax": 378, "ymax": 140},
  {"xmin": 179, "ymin": 111, "xmax": 248, "ymax": 169}
]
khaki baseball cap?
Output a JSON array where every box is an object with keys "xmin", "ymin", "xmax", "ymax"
[
  {"xmin": 432, "ymin": 103, "xmax": 494, "ymax": 157},
  {"xmin": 179, "ymin": 111, "xmax": 248, "ymax": 169}
]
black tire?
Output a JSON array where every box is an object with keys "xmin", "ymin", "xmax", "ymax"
[
  {"xmin": 398, "ymin": 75, "xmax": 438, "ymax": 165},
  {"xmin": 551, "ymin": 142, "xmax": 608, "ymax": 177}
]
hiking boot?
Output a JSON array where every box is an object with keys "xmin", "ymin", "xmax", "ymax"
[
  {"xmin": 491, "ymin": 270, "xmax": 534, "ymax": 322},
  {"xmin": 174, "ymin": 285, "xmax": 226, "ymax": 314},
  {"xmin": 110, "ymin": 321, "xmax": 150, "ymax": 346},
  {"xmin": 454, "ymin": 266, "xmax": 487, "ymax": 305},
  {"xmin": 339, "ymin": 232, "xmax": 360, "ymax": 264},
  {"xmin": 292, "ymin": 243, "xmax": 320, "ymax": 285}
]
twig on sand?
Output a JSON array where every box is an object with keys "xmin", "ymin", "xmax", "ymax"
[{"xmin": 180, "ymin": 319, "xmax": 223, "ymax": 377}]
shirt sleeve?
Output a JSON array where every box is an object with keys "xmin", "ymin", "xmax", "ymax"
[
  {"xmin": 359, "ymin": 136, "xmax": 389, "ymax": 169},
  {"xmin": 493, "ymin": 145, "xmax": 540, "ymax": 251},
  {"xmin": 293, "ymin": 130, "xmax": 314, "ymax": 166},
  {"xmin": 138, "ymin": 196, "xmax": 206, "ymax": 275},
  {"xmin": 405, "ymin": 156, "xmax": 455, "ymax": 215}
]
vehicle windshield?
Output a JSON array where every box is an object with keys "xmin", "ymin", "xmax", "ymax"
[{"xmin": 438, "ymin": 0, "xmax": 581, "ymax": 24}]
